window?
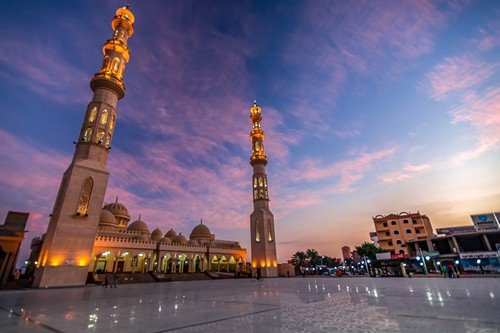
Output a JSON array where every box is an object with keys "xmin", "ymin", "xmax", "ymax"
[
  {"xmin": 253, "ymin": 190, "xmax": 258, "ymax": 200},
  {"xmin": 76, "ymin": 177, "xmax": 93, "ymax": 216},
  {"xmin": 105, "ymin": 134, "xmax": 112, "ymax": 148},
  {"xmin": 83, "ymin": 127, "xmax": 92, "ymax": 142},
  {"xmin": 100, "ymin": 110, "xmax": 108, "ymax": 125},
  {"xmin": 109, "ymin": 115, "xmax": 115, "ymax": 130},
  {"xmin": 415, "ymin": 229, "xmax": 421, "ymax": 234},
  {"xmin": 412, "ymin": 219, "xmax": 417, "ymax": 224},
  {"xmin": 396, "ymin": 240, "xmax": 402, "ymax": 245},
  {"xmin": 253, "ymin": 178, "xmax": 257, "ymax": 188},
  {"xmin": 394, "ymin": 230, "xmax": 400, "ymax": 235},
  {"xmin": 258, "ymin": 177, "xmax": 263, "ymax": 187},
  {"xmin": 268, "ymin": 223, "xmax": 273, "ymax": 242},
  {"xmin": 383, "ymin": 222, "xmax": 388, "ymax": 227},
  {"xmin": 388, "ymin": 241, "xmax": 393, "ymax": 246},
  {"xmin": 406, "ymin": 229, "xmax": 412, "ymax": 234},
  {"xmin": 97, "ymin": 130, "xmax": 105, "ymax": 143},
  {"xmin": 255, "ymin": 220, "xmax": 260, "ymax": 242},
  {"xmin": 399, "ymin": 250, "xmax": 405, "ymax": 254},
  {"xmin": 264, "ymin": 177, "xmax": 267, "ymax": 188},
  {"xmin": 89, "ymin": 107, "xmax": 97, "ymax": 122},
  {"xmin": 385, "ymin": 231, "xmax": 390, "ymax": 236},
  {"xmin": 391, "ymin": 221, "xmax": 397, "ymax": 225},
  {"xmin": 111, "ymin": 57, "xmax": 120, "ymax": 72},
  {"xmin": 403, "ymin": 219, "xmax": 409, "ymax": 224}
]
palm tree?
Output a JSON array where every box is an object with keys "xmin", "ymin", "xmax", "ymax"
[
  {"xmin": 292, "ymin": 251, "xmax": 307, "ymax": 267},
  {"xmin": 306, "ymin": 248, "xmax": 320, "ymax": 267}
]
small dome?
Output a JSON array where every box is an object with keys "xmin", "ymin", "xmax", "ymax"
[
  {"xmin": 99, "ymin": 209, "xmax": 118, "ymax": 229},
  {"xmin": 188, "ymin": 239, "xmax": 199, "ymax": 246},
  {"xmin": 190, "ymin": 221, "xmax": 215, "ymax": 241},
  {"xmin": 128, "ymin": 218, "xmax": 150, "ymax": 234},
  {"xmin": 103, "ymin": 201, "xmax": 130, "ymax": 220},
  {"xmin": 172, "ymin": 233, "xmax": 188, "ymax": 245},
  {"xmin": 151, "ymin": 227, "xmax": 163, "ymax": 241},
  {"xmin": 164, "ymin": 228, "xmax": 177, "ymax": 240},
  {"xmin": 161, "ymin": 236, "xmax": 172, "ymax": 244}
]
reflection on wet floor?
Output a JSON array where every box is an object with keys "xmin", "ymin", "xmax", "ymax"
[{"xmin": 0, "ymin": 277, "xmax": 499, "ymax": 332}]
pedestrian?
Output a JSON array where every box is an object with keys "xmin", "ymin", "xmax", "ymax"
[
  {"xmin": 441, "ymin": 265, "xmax": 447, "ymax": 277},
  {"xmin": 112, "ymin": 274, "xmax": 118, "ymax": 288},
  {"xmin": 103, "ymin": 274, "xmax": 109, "ymax": 288},
  {"xmin": 446, "ymin": 264, "xmax": 454, "ymax": 278},
  {"xmin": 287, "ymin": 270, "xmax": 290, "ymax": 278}
]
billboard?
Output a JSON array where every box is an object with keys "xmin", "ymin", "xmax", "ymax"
[{"xmin": 470, "ymin": 213, "xmax": 500, "ymax": 231}]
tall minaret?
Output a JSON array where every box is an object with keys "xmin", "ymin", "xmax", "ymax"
[
  {"xmin": 33, "ymin": 7, "xmax": 135, "ymax": 288},
  {"xmin": 249, "ymin": 101, "xmax": 278, "ymax": 277}
]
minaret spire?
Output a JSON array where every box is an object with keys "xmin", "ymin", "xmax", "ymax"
[
  {"xmin": 249, "ymin": 101, "xmax": 278, "ymax": 277},
  {"xmin": 33, "ymin": 6, "xmax": 136, "ymax": 288}
]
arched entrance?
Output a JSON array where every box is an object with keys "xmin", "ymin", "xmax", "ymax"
[{"xmin": 211, "ymin": 255, "xmax": 219, "ymax": 271}]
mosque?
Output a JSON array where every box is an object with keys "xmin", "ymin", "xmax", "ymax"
[{"xmin": 29, "ymin": 5, "xmax": 277, "ymax": 288}]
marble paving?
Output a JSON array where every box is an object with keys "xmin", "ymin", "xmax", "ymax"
[{"xmin": 0, "ymin": 277, "xmax": 499, "ymax": 332}]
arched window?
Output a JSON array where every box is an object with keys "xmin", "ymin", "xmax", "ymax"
[
  {"xmin": 97, "ymin": 130, "xmax": 105, "ymax": 144},
  {"xmin": 388, "ymin": 241, "xmax": 393, "ymax": 246},
  {"xmin": 406, "ymin": 229, "xmax": 412, "ymax": 234},
  {"xmin": 258, "ymin": 177, "xmax": 263, "ymax": 187},
  {"xmin": 396, "ymin": 240, "xmax": 402, "ymax": 245},
  {"xmin": 415, "ymin": 229, "xmax": 421, "ymax": 234},
  {"xmin": 412, "ymin": 219, "xmax": 418, "ymax": 224},
  {"xmin": 391, "ymin": 221, "xmax": 397, "ymax": 225},
  {"xmin": 268, "ymin": 222, "xmax": 273, "ymax": 242},
  {"xmin": 264, "ymin": 177, "xmax": 267, "ymax": 187},
  {"xmin": 255, "ymin": 220, "xmax": 260, "ymax": 242},
  {"xmin": 399, "ymin": 250, "xmax": 405, "ymax": 254},
  {"xmin": 105, "ymin": 134, "xmax": 112, "ymax": 148},
  {"xmin": 76, "ymin": 177, "xmax": 93, "ymax": 216},
  {"xmin": 89, "ymin": 107, "xmax": 97, "ymax": 122},
  {"xmin": 394, "ymin": 230, "xmax": 400, "ymax": 235},
  {"xmin": 109, "ymin": 115, "xmax": 115, "ymax": 131},
  {"xmin": 383, "ymin": 222, "xmax": 388, "ymax": 227},
  {"xmin": 403, "ymin": 219, "xmax": 409, "ymax": 224},
  {"xmin": 385, "ymin": 231, "xmax": 390, "ymax": 236},
  {"xmin": 83, "ymin": 127, "xmax": 92, "ymax": 142},
  {"xmin": 100, "ymin": 110, "xmax": 108, "ymax": 125},
  {"xmin": 111, "ymin": 57, "xmax": 120, "ymax": 72},
  {"xmin": 253, "ymin": 178, "xmax": 257, "ymax": 188},
  {"xmin": 253, "ymin": 190, "xmax": 258, "ymax": 200}
]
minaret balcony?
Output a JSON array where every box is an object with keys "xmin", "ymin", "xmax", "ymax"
[{"xmin": 90, "ymin": 73, "xmax": 125, "ymax": 99}]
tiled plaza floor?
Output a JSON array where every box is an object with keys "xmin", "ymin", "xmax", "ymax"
[{"xmin": 0, "ymin": 277, "xmax": 499, "ymax": 332}]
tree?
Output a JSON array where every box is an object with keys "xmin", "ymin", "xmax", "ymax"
[
  {"xmin": 306, "ymin": 248, "xmax": 320, "ymax": 266},
  {"xmin": 355, "ymin": 242, "xmax": 384, "ymax": 260},
  {"xmin": 291, "ymin": 251, "xmax": 307, "ymax": 267}
]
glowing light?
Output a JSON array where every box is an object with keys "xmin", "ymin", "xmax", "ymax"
[
  {"xmin": 437, "ymin": 261, "xmax": 441, "ymax": 265},
  {"xmin": 455, "ymin": 260, "xmax": 459, "ymax": 264},
  {"xmin": 416, "ymin": 256, "xmax": 421, "ymax": 261},
  {"xmin": 476, "ymin": 259, "xmax": 481, "ymax": 264},
  {"xmin": 425, "ymin": 256, "xmax": 430, "ymax": 261}
]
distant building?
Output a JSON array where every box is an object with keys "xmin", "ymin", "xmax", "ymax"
[
  {"xmin": 471, "ymin": 212, "xmax": 500, "ymax": 231},
  {"xmin": 369, "ymin": 231, "xmax": 380, "ymax": 247},
  {"xmin": 341, "ymin": 246, "xmax": 351, "ymax": 260},
  {"xmin": 351, "ymin": 250, "xmax": 361, "ymax": 263},
  {"xmin": 0, "ymin": 211, "xmax": 29, "ymax": 287},
  {"xmin": 373, "ymin": 212, "xmax": 433, "ymax": 256}
]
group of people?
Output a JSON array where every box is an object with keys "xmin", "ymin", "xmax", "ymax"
[
  {"xmin": 440, "ymin": 263, "xmax": 460, "ymax": 278},
  {"xmin": 101, "ymin": 274, "xmax": 119, "ymax": 288}
]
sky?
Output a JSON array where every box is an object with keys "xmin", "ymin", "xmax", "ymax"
[{"xmin": 0, "ymin": 0, "xmax": 499, "ymax": 265}]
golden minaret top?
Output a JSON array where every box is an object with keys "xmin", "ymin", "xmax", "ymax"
[
  {"xmin": 90, "ymin": 6, "xmax": 135, "ymax": 99},
  {"xmin": 249, "ymin": 100, "xmax": 268, "ymax": 165}
]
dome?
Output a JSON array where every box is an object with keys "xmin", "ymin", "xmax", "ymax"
[
  {"xmin": 103, "ymin": 201, "xmax": 130, "ymax": 219},
  {"xmin": 127, "ymin": 218, "xmax": 150, "ymax": 234},
  {"xmin": 161, "ymin": 236, "xmax": 172, "ymax": 244},
  {"xmin": 151, "ymin": 227, "xmax": 163, "ymax": 241},
  {"xmin": 99, "ymin": 209, "xmax": 118, "ymax": 229},
  {"xmin": 172, "ymin": 233, "xmax": 188, "ymax": 245},
  {"xmin": 188, "ymin": 239, "xmax": 199, "ymax": 246},
  {"xmin": 190, "ymin": 221, "xmax": 215, "ymax": 241},
  {"xmin": 164, "ymin": 228, "xmax": 177, "ymax": 240}
]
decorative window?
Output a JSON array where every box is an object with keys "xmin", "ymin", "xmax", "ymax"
[
  {"xmin": 109, "ymin": 115, "xmax": 115, "ymax": 131},
  {"xmin": 97, "ymin": 130, "xmax": 105, "ymax": 143},
  {"xmin": 265, "ymin": 190, "xmax": 268, "ymax": 199},
  {"xmin": 403, "ymin": 219, "xmax": 409, "ymax": 224},
  {"xmin": 259, "ymin": 189, "xmax": 264, "ymax": 199},
  {"xmin": 253, "ymin": 190, "xmax": 258, "ymax": 200},
  {"xmin": 112, "ymin": 57, "xmax": 120, "ymax": 72},
  {"xmin": 83, "ymin": 128, "xmax": 92, "ymax": 142},
  {"xmin": 100, "ymin": 110, "xmax": 108, "ymax": 125},
  {"xmin": 105, "ymin": 134, "xmax": 112, "ymax": 147},
  {"xmin": 76, "ymin": 177, "xmax": 93, "ymax": 216},
  {"xmin": 415, "ymin": 229, "xmax": 421, "ymax": 234},
  {"xmin": 255, "ymin": 220, "xmax": 260, "ymax": 242},
  {"xmin": 89, "ymin": 107, "xmax": 97, "ymax": 122},
  {"xmin": 391, "ymin": 221, "xmax": 397, "ymax": 225},
  {"xmin": 412, "ymin": 219, "xmax": 418, "ymax": 224},
  {"xmin": 394, "ymin": 230, "xmax": 400, "ymax": 235},
  {"xmin": 253, "ymin": 178, "xmax": 257, "ymax": 188},
  {"xmin": 264, "ymin": 177, "xmax": 267, "ymax": 187},
  {"xmin": 396, "ymin": 240, "xmax": 402, "ymax": 245},
  {"xmin": 258, "ymin": 177, "xmax": 263, "ymax": 187},
  {"xmin": 405, "ymin": 229, "xmax": 412, "ymax": 234},
  {"xmin": 268, "ymin": 221, "xmax": 273, "ymax": 242},
  {"xmin": 254, "ymin": 140, "xmax": 260, "ymax": 152}
]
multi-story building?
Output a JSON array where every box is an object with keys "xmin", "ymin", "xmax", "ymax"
[{"xmin": 373, "ymin": 212, "xmax": 433, "ymax": 256}]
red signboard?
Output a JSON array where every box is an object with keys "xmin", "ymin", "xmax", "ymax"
[{"xmin": 390, "ymin": 253, "xmax": 406, "ymax": 260}]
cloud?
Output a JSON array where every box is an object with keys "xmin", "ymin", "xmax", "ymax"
[
  {"xmin": 379, "ymin": 163, "xmax": 432, "ymax": 184},
  {"xmin": 423, "ymin": 56, "xmax": 497, "ymax": 100}
]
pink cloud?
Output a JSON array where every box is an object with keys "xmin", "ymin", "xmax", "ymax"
[
  {"xmin": 379, "ymin": 163, "xmax": 432, "ymax": 184},
  {"xmin": 423, "ymin": 56, "xmax": 497, "ymax": 100}
]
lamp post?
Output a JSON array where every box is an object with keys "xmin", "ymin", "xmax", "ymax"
[{"xmin": 417, "ymin": 248, "xmax": 428, "ymax": 275}]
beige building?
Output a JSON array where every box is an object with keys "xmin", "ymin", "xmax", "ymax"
[
  {"xmin": 0, "ymin": 212, "xmax": 28, "ymax": 287},
  {"xmin": 373, "ymin": 212, "xmax": 433, "ymax": 256},
  {"xmin": 341, "ymin": 246, "xmax": 351, "ymax": 260}
]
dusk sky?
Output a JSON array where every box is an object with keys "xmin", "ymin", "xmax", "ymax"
[{"xmin": 0, "ymin": 0, "xmax": 499, "ymax": 264}]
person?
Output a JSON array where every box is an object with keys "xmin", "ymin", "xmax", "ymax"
[
  {"xmin": 446, "ymin": 264, "xmax": 454, "ymax": 278},
  {"xmin": 103, "ymin": 274, "xmax": 109, "ymax": 288},
  {"xmin": 256, "ymin": 267, "xmax": 262, "ymax": 280},
  {"xmin": 287, "ymin": 270, "xmax": 290, "ymax": 278},
  {"xmin": 441, "ymin": 265, "xmax": 448, "ymax": 277},
  {"xmin": 112, "ymin": 274, "xmax": 118, "ymax": 288}
]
